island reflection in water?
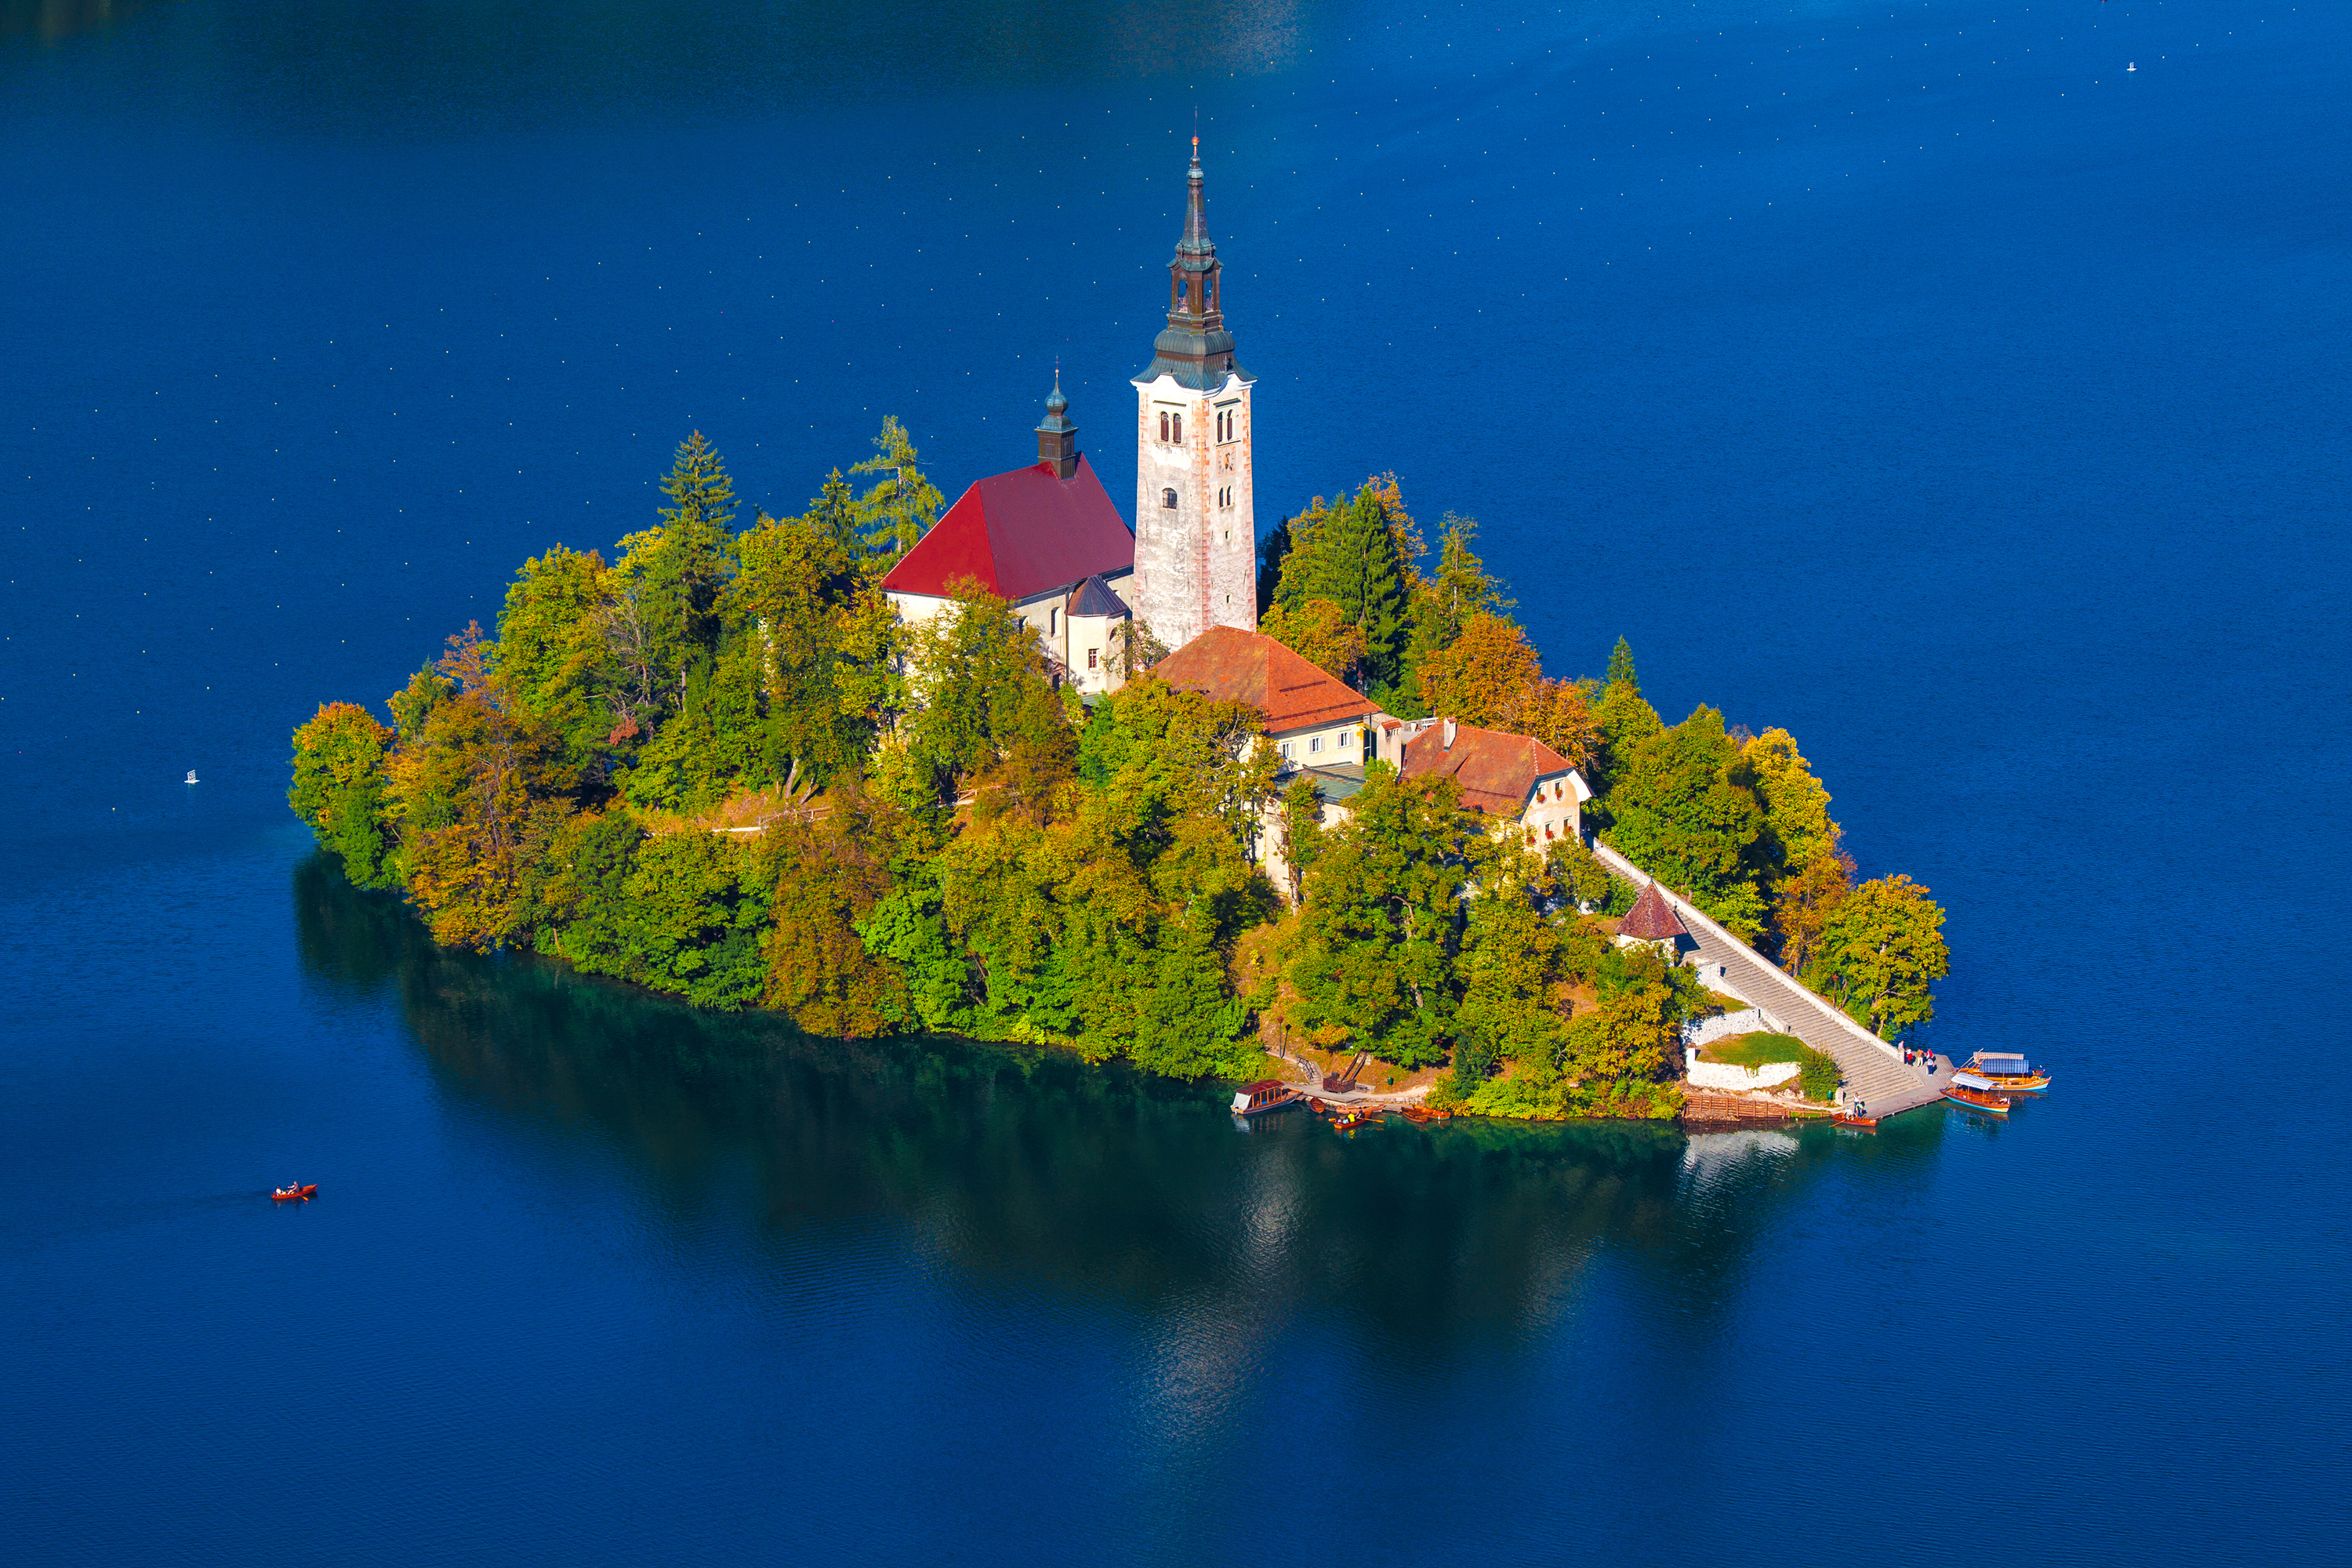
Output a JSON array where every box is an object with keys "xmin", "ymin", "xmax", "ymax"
[{"xmin": 292, "ymin": 854, "xmax": 1943, "ymax": 1348}]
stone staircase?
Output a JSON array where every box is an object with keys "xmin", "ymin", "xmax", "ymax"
[{"xmin": 1590, "ymin": 842, "xmax": 1946, "ymax": 1118}]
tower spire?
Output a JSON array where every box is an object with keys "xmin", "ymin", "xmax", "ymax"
[
  {"xmin": 1035, "ymin": 365, "xmax": 1078, "ymax": 481},
  {"xmin": 1139, "ymin": 140, "xmax": 1243, "ymax": 390}
]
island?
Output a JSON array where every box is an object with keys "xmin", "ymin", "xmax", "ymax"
[{"xmin": 289, "ymin": 427, "xmax": 1948, "ymax": 1124}]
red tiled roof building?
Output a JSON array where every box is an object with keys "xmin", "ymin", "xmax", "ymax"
[
  {"xmin": 1399, "ymin": 718, "xmax": 1590, "ymax": 848},
  {"xmin": 1152, "ymin": 626, "xmax": 1377, "ymax": 738},
  {"xmin": 880, "ymin": 378, "xmax": 1138, "ymax": 681}
]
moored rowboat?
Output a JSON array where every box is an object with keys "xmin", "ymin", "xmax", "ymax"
[
  {"xmin": 1967, "ymin": 1052, "xmax": 2052, "ymax": 1092},
  {"xmin": 1943, "ymin": 1074, "xmax": 2011, "ymax": 1115},
  {"xmin": 1230, "ymin": 1080, "xmax": 1300, "ymax": 1118}
]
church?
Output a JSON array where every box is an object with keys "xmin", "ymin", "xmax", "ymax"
[
  {"xmin": 878, "ymin": 140, "xmax": 1593, "ymax": 894},
  {"xmin": 880, "ymin": 137, "xmax": 1258, "ymax": 680}
]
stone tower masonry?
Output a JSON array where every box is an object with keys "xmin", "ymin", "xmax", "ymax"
[{"xmin": 1131, "ymin": 138, "xmax": 1256, "ymax": 652}]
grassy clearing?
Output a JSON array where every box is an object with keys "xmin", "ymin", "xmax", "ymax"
[
  {"xmin": 1701, "ymin": 1032, "xmax": 1842, "ymax": 1102},
  {"xmin": 1700, "ymin": 1032, "xmax": 1808, "ymax": 1067}
]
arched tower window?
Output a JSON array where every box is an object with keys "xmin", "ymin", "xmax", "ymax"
[
  {"xmin": 1161, "ymin": 488, "xmax": 1178, "ymax": 510},
  {"xmin": 1158, "ymin": 412, "xmax": 1169, "ymax": 442},
  {"xmin": 1171, "ymin": 413, "xmax": 1182, "ymax": 443}
]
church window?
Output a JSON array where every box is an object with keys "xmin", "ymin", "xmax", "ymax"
[
  {"xmin": 1158, "ymin": 411, "xmax": 1169, "ymax": 442},
  {"xmin": 1171, "ymin": 412, "xmax": 1182, "ymax": 443},
  {"xmin": 1161, "ymin": 488, "xmax": 1178, "ymax": 509},
  {"xmin": 1087, "ymin": 648, "xmax": 1098, "ymax": 670},
  {"xmin": 1050, "ymin": 608, "xmax": 1058, "ymax": 636}
]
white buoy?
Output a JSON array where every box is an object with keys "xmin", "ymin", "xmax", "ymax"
[{"xmin": 185, "ymin": 770, "xmax": 199, "ymax": 784}]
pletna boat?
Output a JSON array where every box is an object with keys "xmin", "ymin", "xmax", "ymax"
[
  {"xmin": 1230, "ymin": 1080, "xmax": 1299, "ymax": 1118},
  {"xmin": 270, "ymin": 1183, "xmax": 318, "ymax": 1201},
  {"xmin": 1967, "ymin": 1052, "xmax": 2052, "ymax": 1092},
  {"xmin": 1831, "ymin": 1111, "xmax": 1879, "ymax": 1130},
  {"xmin": 1943, "ymin": 1073, "xmax": 2012, "ymax": 1115}
]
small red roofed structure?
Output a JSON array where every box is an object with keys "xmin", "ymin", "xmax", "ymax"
[{"xmin": 1616, "ymin": 880, "xmax": 1690, "ymax": 949}]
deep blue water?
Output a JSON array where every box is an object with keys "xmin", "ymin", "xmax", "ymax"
[{"xmin": 5, "ymin": 2, "xmax": 2348, "ymax": 1563}]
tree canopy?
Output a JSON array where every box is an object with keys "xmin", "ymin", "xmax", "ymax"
[{"xmin": 285, "ymin": 427, "xmax": 1944, "ymax": 1116}]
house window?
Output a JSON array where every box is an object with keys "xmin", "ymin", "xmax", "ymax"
[
  {"xmin": 1162, "ymin": 488, "xmax": 1178, "ymax": 509},
  {"xmin": 1049, "ymin": 608, "xmax": 1058, "ymax": 636},
  {"xmin": 1280, "ymin": 742, "xmax": 1294, "ymax": 760},
  {"xmin": 1087, "ymin": 648, "xmax": 1098, "ymax": 670},
  {"xmin": 1310, "ymin": 736, "xmax": 1323, "ymax": 754}
]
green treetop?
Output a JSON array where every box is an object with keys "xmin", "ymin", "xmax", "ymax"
[
  {"xmin": 1606, "ymin": 636, "xmax": 1639, "ymax": 692},
  {"xmin": 850, "ymin": 416, "xmax": 945, "ymax": 563},
  {"xmin": 1605, "ymin": 704, "xmax": 1768, "ymax": 939},
  {"xmin": 1282, "ymin": 764, "xmax": 1491, "ymax": 1068}
]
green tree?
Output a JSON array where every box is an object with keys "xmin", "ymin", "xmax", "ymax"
[
  {"xmin": 1742, "ymin": 728, "xmax": 1840, "ymax": 870},
  {"xmin": 289, "ymin": 702, "xmax": 399, "ymax": 887},
  {"xmin": 1283, "ymin": 766, "xmax": 1490, "ymax": 1068},
  {"xmin": 495, "ymin": 545, "xmax": 619, "ymax": 778},
  {"xmin": 760, "ymin": 790, "xmax": 915, "ymax": 1037},
  {"xmin": 1256, "ymin": 514, "xmax": 1294, "ymax": 618},
  {"xmin": 1451, "ymin": 865, "xmax": 1573, "ymax": 1096},
  {"xmin": 620, "ymin": 831, "xmax": 772, "ymax": 1010},
  {"xmin": 536, "ymin": 810, "xmax": 646, "ymax": 978},
  {"xmin": 1277, "ymin": 481, "xmax": 1412, "ymax": 699},
  {"xmin": 849, "ymin": 416, "xmax": 946, "ymax": 561},
  {"xmin": 1606, "ymin": 636, "xmax": 1639, "ymax": 691},
  {"xmin": 728, "ymin": 512, "xmax": 888, "ymax": 785},
  {"xmin": 901, "ymin": 579, "xmax": 1072, "ymax": 796},
  {"xmin": 1258, "ymin": 597, "xmax": 1367, "ymax": 682},
  {"xmin": 1605, "ymin": 705, "xmax": 1769, "ymax": 940},
  {"xmin": 604, "ymin": 433, "xmax": 741, "ymax": 735},
  {"xmin": 1814, "ymin": 873, "xmax": 1948, "ymax": 1038},
  {"xmin": 1592, "ymin": 677, "xmax": 1664, "ymax": 797},
  {"xmin": 1546, "ymin": 837, "xmax": 1616, "ymax": 912},
  {"xmin": 793, "ymin": 473, "xmax": 861, "ymax": 554},
  {"xmin": 1275, "ymin": 772, "xmax": 1327, "ymax": 903}
]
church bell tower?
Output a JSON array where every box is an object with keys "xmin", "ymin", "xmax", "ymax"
[{"xmin": 1131, "ymin": 137, "xmax": 1256, "ymax": 652}]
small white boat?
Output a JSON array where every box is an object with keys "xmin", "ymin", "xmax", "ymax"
[
  {"xmin": 2127, "ymin": 63, "xmax": 2136, "ymax": 72},
  {"xmin": 185, "ymin": 771, "xmax": 199, "ymax": 784}
]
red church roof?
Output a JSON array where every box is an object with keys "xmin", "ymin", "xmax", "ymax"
[
  {"xmin": 1152, "ymin": 626, "xmax": 1377, "ymax": 733},
  {"xmin": 880, "ymin": 455, "xmax": 1134, "ymax": 602}
]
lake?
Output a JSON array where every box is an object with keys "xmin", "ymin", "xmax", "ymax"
[{"xmin": 5, "ymin": 2, "xmax": 2347, "ymax": 1563}]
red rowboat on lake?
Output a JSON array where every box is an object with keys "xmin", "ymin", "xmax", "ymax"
[{"xmin": 271, "ymin": 1184, "xmax": 318, "ymax": 1202}]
